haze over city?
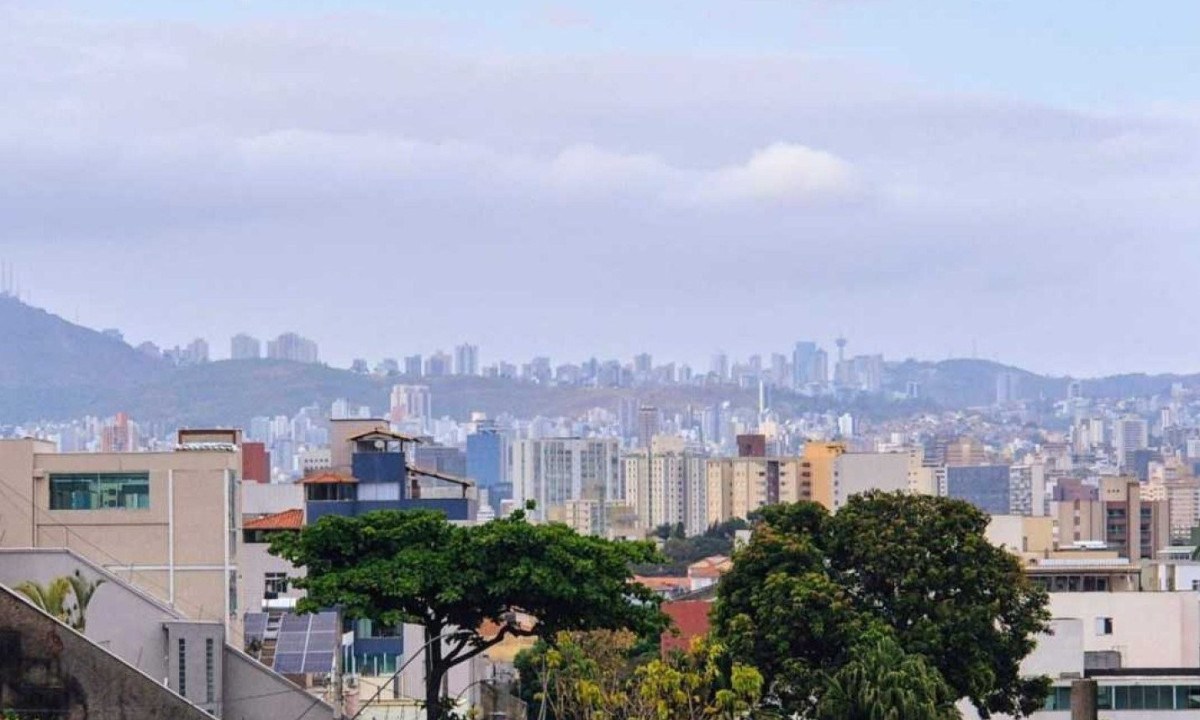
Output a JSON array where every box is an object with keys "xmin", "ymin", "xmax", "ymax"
[{"xmin": 3, "ymin": 1, "xmax": 1199, "ymax": 376}]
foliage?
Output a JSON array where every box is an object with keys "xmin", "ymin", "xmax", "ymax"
[
  {"xmin": 636, "ymin": 518, "xmax": 749, "ymax": 577},
  {"xmin": 814, "ymin": 627, "xmax": 960, "ymax": 720},
  {"xmin": 515, "ymin": 630, "xmax": 763, "ymax": 720},
  {"xmin": 713, "ymin": 492, "xmax": 1051, "ymax": 718},
  {"xmin": 15, "ymin": 572, "xmax": 106, "ymax": 633},
  {"xmin": 271, "ymin": 509, "xmax": 666, "ymax": 720}
]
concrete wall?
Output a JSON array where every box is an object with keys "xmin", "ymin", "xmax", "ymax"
[
  {"xmin": 833, "ymin": 452, "xmax": 912, "ymax": 510},
  {"xmin": 0, "ymin": 583, "xmax": 212, "ymax": 719},
  {"xmin": 223, "ymin": 646, "xmax": 335, "ymax": 720},
  {"xmin": 242, "ymin": 480, "xmax": 304, "ymax": 516},
  {"xmin": 1048, "ymin": 591, "xmax": 1200, "ymax": 667}
]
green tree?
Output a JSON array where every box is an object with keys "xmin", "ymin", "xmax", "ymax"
[
  {"xmin": 14, "ymin": 577, "xmax": 73, "ymax": 625},
  {"xmin": 815, "ymin": 627, "xmax": 959, "ymax": 720},
  {"xmin": 271, "ymin": 509, "xmax": 665, "ymax": 720},
  {"xmin": 713, "ymin": 492, "xmax": 1050, "ymax": 718}
]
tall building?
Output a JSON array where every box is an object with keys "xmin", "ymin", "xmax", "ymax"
[
  {"xmin": 453, "ymin": 344, "xmax": 479, "ymax": 376},
  {"xmin": 995, "ymin": 371, "xmax": 1020, "ymax": 405},
  {"xmin": 403, "ymin": 354, "xmax": 423, "ymax": 377},
  {"xmin": 710, "ymin": 352, "xmax": 729, "ymax": 381},
  {"xmin": 706, "ymin": 456, "xmax": 810, "ymax": 525},
  {"xmin": 267, "ymin": 332, "xmax": 319, "ymax": 364},
  {"xmin": 1008, "ymin": 462, "xmax": 1047, "ymax": 516},
  {"xmin": 101, "ymin": 412, "xmax": 138, "ymax": 453},
  {"xmin": 388, "ymin": 385, "xmax": 432, "ymax": 431},
  {"xmin": 946, "ymin": 465, "xmax": 1012, "ymax": 515},
  {"xmin": 467, "ymin": 425, "xmax": 510, "ymax": 512},
  {"xmin": 511, "ymin": 437, "xmax": 622, "ymax": 533},
  {"xmin": 182, "ymin": 338, "xmax": 210, "ymax": 365},
  {"xmin": 832, "ymin": 449, "xmax": 925, "ymax": 511},
  {"xmin": 425, "ymin": 351, "xmax": 451, "ymax": 377},
  {"xmin": 637, "ymin": 406, "xmax": 661, "ymax": 449},
  {"xmin": 1114, "ymin": 416, "xmax": 1150, "ymax": 470},
  {"xmin": 1098, "ymin": 477, "xmax": 1170, "ymax": 561},
  {"xmin": 945, "ymin": 436, "xmax": 989, "ymax": 466},
  {"xmin": 0, "ymin": 430, "xmax": 244, "ymax": 636},
  {"xmin": 624, "ymin": 437, "xmax": 708, "ymax": 535},
  {"xmin": 791, "ymin": 341, "xmax": 817, "ymax": 388},
  {"xmin": 230, "ymin": 333, "xmax": 262, "ymax": 360}
]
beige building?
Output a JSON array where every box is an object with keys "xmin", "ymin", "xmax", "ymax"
[
  {"xmin": 512, "ymin": 437, "xmax": 621, "ymax": 529},
  {"xmin": 623, "ymin": 436, "xmax": 708, "ymax": 535},
  {"xmin": 705, "ymin": 456, "xmax": 810, "ymax": 525},
  {"xmin": 832, "ymin": 449, "xmax": 925, "ymax": 510},
  {"xmin": 0, "ymin": 431, "xmax": 242, "ymax": 638},
  {"xmin": 987, "ymin": 515, "xmax": 1055, "ymax": 557}
]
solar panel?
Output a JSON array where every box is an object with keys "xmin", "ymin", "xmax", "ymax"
[
  {"xmin": 308, "ymin": 632, "xmax": 338, "ymax": 649},
  {"xmin": 276, "ymin": 634, "xmax": 308, "ymax": 653},
  {"xmin": 279, "ymin": 614, "xmax": 311, "ymax": 632},
  {"xmin": 301, "ymin": 651, "xmax": 336, "ymax": 673},
  {"xmin": 311, "ymin": 612, "xmax": 339, "ymax": 631},
  {"xmin": 274, "ymin": 653, "xmax": 305, "ymax": 674},
  {"xmin": 244, "ymin": 613, "xmax": 268, "ymax": 642}
]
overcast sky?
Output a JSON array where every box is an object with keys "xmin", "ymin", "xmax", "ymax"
[{"xmin": 3, "ymin": 1, "xmax": 1199, "ymax": 377}]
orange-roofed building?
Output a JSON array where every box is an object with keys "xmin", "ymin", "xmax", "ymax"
[
  {"xmin": 634, "ymin": 575, "xmax": 692, "ymax": 599},
  {"xmin": 687, "ymin": 555, "xmax": 733, "ymax": 592},
  {"xmin": 661, "ymin": 600, "xmax": 713, "ymax": 658}
]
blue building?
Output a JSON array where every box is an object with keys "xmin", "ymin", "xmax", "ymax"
[
  {"xmin": 301, "ymin": 421, "xmax": 477, "ymax": 674},
  {"xmin": 945, "ymin": 464, "xmax": 1012, "ymax": 515},
  {"xmin": 466, "ymin": 426, "xmax": 510, "ymax": 512}
]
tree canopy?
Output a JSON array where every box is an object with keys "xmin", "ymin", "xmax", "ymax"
[
  {"xmin": 270, "ymin": 509, "xmax": 666, "ymax": 720},
  {"xmin": 713, "ymin": 492, "xmax": 1050, "ymax": 718}
]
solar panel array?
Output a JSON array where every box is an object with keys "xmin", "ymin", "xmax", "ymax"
[
  {"xmin": 243, "ymin": 613, "xmax": 268, "ymax": 644},
  {"xmin": 272, "ymin": 611, "xmax": 340, "ymax": 675}
]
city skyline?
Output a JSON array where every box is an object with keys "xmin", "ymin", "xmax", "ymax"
[{"xmin": 3, "ymin": 3, "xmax": 1199, "ymax": 377}]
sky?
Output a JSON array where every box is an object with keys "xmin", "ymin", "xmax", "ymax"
[{"xmin": 3, "ymin": 1, "xmax": 1199, "ymax": 377}]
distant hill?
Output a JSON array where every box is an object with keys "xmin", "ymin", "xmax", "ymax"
[{"xmin": 2, "ymin": 297, "xmax": 1198, "ymax": 426}]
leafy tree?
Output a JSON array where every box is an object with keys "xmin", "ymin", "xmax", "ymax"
[
  {"xmin": 271, "ymin": 509, "xmax": 665, "ymax": 720},
  {"xmin": 515, "ymin": 630, "xmax": 763, "ymax": 720},
  {"xmin": 14, "ymin": 577, "xmax": 73, "ymax": 626},
  {"xmin": 713, "ymin": 492, "xmax": 1050, "ymax": 718},
  {"xmin": 815, "ymin": 627, "xmax": 959, "ymax": 720}
]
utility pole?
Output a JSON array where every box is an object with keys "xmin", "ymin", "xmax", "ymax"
[{"xmin": 1071, "ymin": 679, "xmax": 1097, "ymax": 720}]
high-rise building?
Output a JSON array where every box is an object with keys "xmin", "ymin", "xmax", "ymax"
[
  {"xmin": 453, "ymin": 344, "xmax": 479, "ymax": 376},
  {"xmin": 995, "ymin": 372, "xmax": 1020, "ymax": 405},
  {"xmin": 230, "ymin": 333, "xmax": 262, "ymax": 360},
  {"xmin": 637, "ymin": 406, "xmax": 661, "ymax": 449},
  {"xmin": 388, "ymin": 385, "xmax": 432, "ymax": 431},
  {"xmin": 945, "ymin": 465, "xmax": 1012, "ymax": 515},
  {"xmin": 706, "ymin": 456, "xmax": 809, "ymax": 525},
  {"xmin": 467, "ymin": 425, "xmax": 510, "ymax": 512},
  {"xmin": 404, "ymin": 354, "xmax": 423, "ymax": 377},
  {"xmin": 1114, "ymin": 416, "xmax": 1149, "ymax": 470},
  {"xmin": 832, "ymin": 449, "xmax": 925, "ymax": 511},
  {"xmin": 267, "ymin": 332, "xmax": 319, "ymax": 364},
  {"xmin": 945, "ymin": 436, "xmax": 989, "ymax": 466},
  {"xmin": 710, "ymin": 352, "xmax": 729, "ymax": 381},
  {"xmin": 424, "ymin": 351, "xmax": 451, "ymax": 377},
  {"xmin": 101, "ymin": 412, "xmax": 138, "ymax": 453},
  {"xmin": 624, "ymin": 437, "xmax": 708, "ymax": 535},
  {"xmin": 511, "ymin": 437, "xmax": 621, "ymax": 532},
  {"xmin": 792, "ymin": 341, "xmax": 817, "ymax": 388},
  {"xmin": 1098, "ymin": 477, "xmax": 1170, "ymax": 561}
]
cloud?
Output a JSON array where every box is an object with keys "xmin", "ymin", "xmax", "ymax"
[{"xmin": 1, "ymin": 7, "xmax": 1199, "ymax": 375}]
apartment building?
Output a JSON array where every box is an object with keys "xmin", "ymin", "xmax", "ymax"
[
  {"xmin": 832, "ymin": 449, "xmax": 924, "ymax": 511},
  {"xmin": 511, "ymin": 436, "xmax": 621, "ymax": 529},
  {"xmin": 623, "ymin": 436, "xmax": 709, "ymax": 535},
  {"xmin": 0, "ymin": 431, "xmax": 242, "ymax": 637}
]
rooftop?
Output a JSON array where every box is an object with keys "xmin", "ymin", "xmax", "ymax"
[{"xmin": 243, "ymin": 508, "xmax": 304, "ymax": 531}]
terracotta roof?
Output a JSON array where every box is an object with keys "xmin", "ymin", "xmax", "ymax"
[
  {"xmin": 301, "ymin": 472, "xmax": 358, "ymax": 485},
  {"xmin": 634, "ymin": 576, "xmax": 691, "ymax": 593},
  {"xmin": 687, "ymin": 555, "xmax": 733, "ymax": 579},
  {"xmin": 244, "ymin": 508, "xmax": 304, "ymax": 531}
]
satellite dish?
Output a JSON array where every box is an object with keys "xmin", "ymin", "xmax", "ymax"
[{"xmin": 374, "ymin": 439, "xmax": 385, "ymax": 450}]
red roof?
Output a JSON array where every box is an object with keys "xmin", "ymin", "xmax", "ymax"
[
  {"xmin": 661, "ymin": 600, "xmax": 713, "ymax": 657},
  {"xmin": 634, "ymin": 576, "xmax": 691, "ymax": 594},
  {"xmin": 244, "ymin": 508, "xmax": 304, "ymax": 531},
  {"xmin": 687, "ymin": 555, "xmax": 733, "ymax": 579},
  {"xmin": 301, "ymin": 472, "xmax": 358, "ymax": 485}
]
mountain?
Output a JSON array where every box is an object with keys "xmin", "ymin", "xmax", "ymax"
[{"xmin": 1, "ymin": 297, "xmax": 1198, "ymax": 426}]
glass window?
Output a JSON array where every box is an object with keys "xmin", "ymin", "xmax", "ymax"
[
  {"xmin": 205, "ymin": 638, "xmax": 215, "ymax": 704},
  {"xmin": 49, "ymin": 472, "xmax": 150, "ymax": 510},
  {"xmin": 1176, "ymin": 685, "xmax": 1200, "ymax": 709},
  {"xmin": 178, "ymin": 638, "xmax": 187, "ymax": 696},
  {"xmin": 1114, "ymin": 686, "xmax": 1129, "ymax": 709},
  {"xmin": 1098, "ymin": 686, "xmax": 1113, "ymax": 710}
]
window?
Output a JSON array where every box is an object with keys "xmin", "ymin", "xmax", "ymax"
[
  {"xmin": 205, "ymin": 638, "xmax": 215, "ymax": 704},
  {"xmin": 49, "ymin": 472, "xmax": 150, "ymax": 510},
  {"xmin": 1095, "ymin": 616, "xmax": 1113, "ymax": 635},
  {"xmin": 178, "ymin": 638, "xmax": 187, "ymax": 696},
  {"xmin": 265, "ymin": 573, "xmax": 289, "ymax": 596}
]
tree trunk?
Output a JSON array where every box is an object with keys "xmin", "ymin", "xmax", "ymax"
[{"xmin": 425, "ymin": 626, "xmax": 447, "ymax": 720}]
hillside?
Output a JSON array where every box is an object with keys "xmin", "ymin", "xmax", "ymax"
[{"xmin": 2, "ymin": 297, "xmax": 1199, "ymax": 426}]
